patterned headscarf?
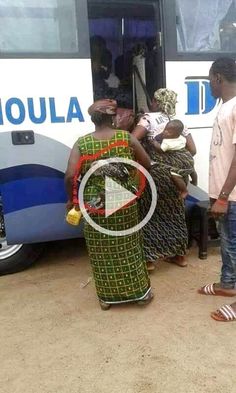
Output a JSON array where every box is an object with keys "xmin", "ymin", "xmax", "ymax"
[
  {"xmin": 88, "ymin": 99, "xmax": 117, "ymax": 116},
  {"xmin": 153, "ymin": 88, "xmax": 177, "ymax": 116}
]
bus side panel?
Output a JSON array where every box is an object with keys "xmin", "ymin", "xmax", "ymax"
[
  {"xmin": 165, "ymin": 61, "xmax": 218, "ymax": 192},
  {"xmin": 0, "ymin": 59, "xmax": 93, "ymax": 244},
  {"xmin": 0, "ymin": 133, "xmax": 84, "ymax": 244}
]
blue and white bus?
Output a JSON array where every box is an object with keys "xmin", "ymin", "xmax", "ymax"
[{"xmin": 0, "ymin": 0, "xmax": 235, "ymax": 274}]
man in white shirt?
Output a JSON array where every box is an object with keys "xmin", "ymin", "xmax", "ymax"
[{"xmin": 198, "ymin": 57, "xmax": 236, "ymax": 322}]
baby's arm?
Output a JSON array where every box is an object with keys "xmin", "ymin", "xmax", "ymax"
[{"xmin": 152, "ymin": 140, "xmax": 165, "ymax": 153}]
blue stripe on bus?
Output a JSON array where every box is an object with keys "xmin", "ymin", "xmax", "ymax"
[
  {"xmin": 0, "ymin": 164, "xmax": 64, "ymax": 183},
  {"xmin": 4, "ymin": 203, "xmax": 83, "ymax": 244},
  {"xmin": 1, "ymin": 177, "xmax": 67, "ymax": 214}
]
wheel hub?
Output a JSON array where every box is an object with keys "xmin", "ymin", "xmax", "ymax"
[{"xmin": 0, "ymin": 201, "xmax": 22, "ymax": 259}]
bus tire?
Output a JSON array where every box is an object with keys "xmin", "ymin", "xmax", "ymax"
[{"xmin": 0, "ymin": 243, "xmax": 44, "ymax": 276}]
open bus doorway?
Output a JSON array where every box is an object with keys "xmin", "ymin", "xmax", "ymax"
[{"xmin": 87, "ymin": 0, "xmax": 164, "ymax": 113}]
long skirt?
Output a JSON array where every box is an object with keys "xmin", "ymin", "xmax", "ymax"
[
  {"xmin": 84, "ymin": 202, "xmax": 150, "ymax": 304},
  {"xmin": 140, "ymin": 148, "xmax": 193, "ymax": 261}
]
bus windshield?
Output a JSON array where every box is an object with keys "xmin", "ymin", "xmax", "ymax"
[{"xmin": 0, "ymin": 0, "xmax": 79, "ymax": 54}]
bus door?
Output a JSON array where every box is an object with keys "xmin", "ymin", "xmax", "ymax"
[{"xmin": 88, "ymin": 0, "xmax": 164, "ymax": 111}]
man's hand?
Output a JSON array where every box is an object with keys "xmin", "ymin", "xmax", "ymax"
[{"xmin": 211, "ymin": 199, "xmax": 228, "ymax": 217}]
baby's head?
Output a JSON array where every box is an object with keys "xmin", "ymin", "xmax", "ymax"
[{"xmin": 162, "ymin": 119, "xmax": 184, "ymax": 139}]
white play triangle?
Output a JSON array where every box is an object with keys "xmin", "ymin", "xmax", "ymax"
[{"xmin": 105, "ymin": 177, "xmax": 137, "ymax": 218}]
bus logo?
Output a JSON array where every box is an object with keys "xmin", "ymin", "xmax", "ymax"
[
  {"xmin": 0, "ymin": 97, "xmax": 85, "ymax": 126},
  {"xmin": 185, "ymin": 76, "xmax": 217, "ymax": 115}
]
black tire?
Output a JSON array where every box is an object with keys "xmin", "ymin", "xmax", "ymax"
[{"xmin": 0, "ymin": 243, "xmax": 44, "ymax": 275}]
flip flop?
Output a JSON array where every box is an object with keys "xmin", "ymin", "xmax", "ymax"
[
  {"xmin": 198, "ymin": 283, "xmax": 236, "ymax": 296},
  {"xmin": 211, "ymin": 304, "xmax": 236, "ymax": 322}
]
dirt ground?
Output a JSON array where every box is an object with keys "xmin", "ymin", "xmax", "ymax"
[{"xmin": 0, "ymin": 240, "xmax": 235, "ymax": 393}]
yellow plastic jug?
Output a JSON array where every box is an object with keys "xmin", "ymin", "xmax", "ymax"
[{"xmin": 66, "ymin": 207, "xmax": 82, "ymax": 226}]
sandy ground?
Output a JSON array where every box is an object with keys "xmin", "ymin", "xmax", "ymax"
[{"xmin": 0, "ymin": 240, "xmax": 235, "ymax": 393}]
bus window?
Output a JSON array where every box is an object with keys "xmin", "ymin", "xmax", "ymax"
[
  {"xmin": 176, "ymin": 0, "xmax": 236, "ymax": 53},
  {"xmin": 0, "ymin": 0, "xmax": 78, "ymax": 54}
]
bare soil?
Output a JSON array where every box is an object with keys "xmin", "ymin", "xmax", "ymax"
[{"xmin": 0, "ymin": 240, "xmax": 235, "ymax": 393}]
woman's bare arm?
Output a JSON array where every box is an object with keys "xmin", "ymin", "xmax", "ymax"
[
  {"xmin": 185, "ymin": 134, "xmax": 197, "ymax": 156},
  {"xmin": 132, "ymin": 125, "xmax": 148, "ymax": 141}
]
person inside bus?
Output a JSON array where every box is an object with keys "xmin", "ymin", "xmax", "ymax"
[
  {"xmin": 90, "ymin": 35, "xmax": 107, "ymax": 73},
  {"xmin": 90, "ymin": 36, "xmax": 113, "ymax": 100},
  {"xmin": 91, "ymin": 39, "xmax": 132, "ymax": 108},
  {"xmin": 102, "ymin": 49, "xmax": 120, "ymax": 88},
  {"xmin": 65, "ymin": 99, "xmax": 153, "ymax": 310},
  {"xmin": 115, "ymin": 49, "xmax": 133, "ymax": 82},
  {"xmin": 132, "ymin": 88, "xmax": 197, "ymax": 270},
  {"xmin": 152, "ymin": 119, "xmax": 198, "ymax": 198},
  {"xmin": 145, "ymin": 37, "xmax": 158, "ymax": 99}
]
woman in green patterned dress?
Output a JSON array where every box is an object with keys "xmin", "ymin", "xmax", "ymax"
[{"xmin": 65, "ymin": 99, "xmax": 153, "ymax": 310}]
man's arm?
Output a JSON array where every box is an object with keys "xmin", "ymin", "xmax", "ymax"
[
  {"xmin": 211, "ymin": 145, "xmax": 236, "ymax": 216},
  {"xmin": 220, "ymin": 146, "xmax": 236, "ymax": 196}
]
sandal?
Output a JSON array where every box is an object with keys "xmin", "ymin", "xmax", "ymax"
[
  {"xmin": 211, "ymin": 304, "xmax": 236, "ymax": 322},
  {"xmin": 198, "ymin": 283, "xmax": 236, "ymax": 297},
  {"xmin": 165, "ymin": 256, "xmax": 187, "ymax": 267},
  {"xmin": 137, "ymin": 291, "xmax": 154, "ymax": 306},
  {"xmin": 99, "ymin": 300, "xmax": 111, "ymax": 311}
]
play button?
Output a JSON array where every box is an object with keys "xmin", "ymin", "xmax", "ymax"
[
  {"xmin": 78, "ymin": 157, "xmax": 157, "ymax": 237},
  {"xmin": 105, "ymin": 177, "xmax": 137, "ymax": 218}
]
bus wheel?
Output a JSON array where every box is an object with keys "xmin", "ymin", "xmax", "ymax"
[{"xmin": 0, "ymin": 204, "xmax": 43, "ymax": 275}]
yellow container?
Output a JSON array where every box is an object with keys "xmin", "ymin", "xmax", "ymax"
[{"xmin": 66, "ymin": 207, "xmax": 82, "ymax": 226}]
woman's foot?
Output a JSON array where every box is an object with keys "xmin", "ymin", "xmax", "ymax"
[
  {"xmin": 211, "ymin": 302, "xmax": 236, "ymax": 322},
  {"xmin": 99, "ymin": 300, "xmax": 111, "ymax": 310},
  {"xmin": 137, "ymin": 291, "xmax": 154, "ymax": 306},
  {"xmin": 198, "ymin": 283, "xmax": 236, "ymax": 297},
  {"xmin": 165, "ymin": 255, "xmax": 187, "ymax": 267},
  {"xmin": 147, "ymin": 261, "xmax": 156, "ymax": 271}
]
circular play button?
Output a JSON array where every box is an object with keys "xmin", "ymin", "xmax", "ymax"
[{"xmin": 78, "ymin": 157, "xmax": 157, "ymax": 236}]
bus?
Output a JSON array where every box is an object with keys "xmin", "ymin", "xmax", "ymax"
[{"xmin": 0, "ymin": 0, "xmax": 235, "ymax": 274}]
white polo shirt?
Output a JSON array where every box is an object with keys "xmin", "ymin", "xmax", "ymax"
[
  {"xmin": 209, "ymin": 96, "xmax": 236, "ymax": 201},
  {"xmin": 137, "ymin": 112, "xmax": 190, "ymax": 140}
]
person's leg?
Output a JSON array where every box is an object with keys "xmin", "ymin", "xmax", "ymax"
[
  {"xmin": 219, "ymin": 201, "xmax": 236, "ymax": 289},
  {"xmin": 198, "ymin": 201, "xmax": 236, "ymax": 296},
  {"xmin": 170, "ymin": 173, "xmax": 188, "ymax": 198}
]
